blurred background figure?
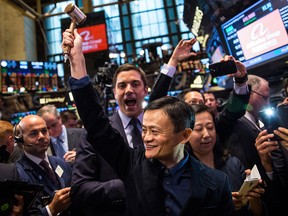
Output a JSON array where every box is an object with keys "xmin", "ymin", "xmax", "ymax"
[
  {"xmin": 37, "ymin": 105, "xmax": 83, "ymax": 164},
  {"xmin": 0, "ymin": 120, "xmax": 21, "ymax": 164},
  {"xmin": 203, "ymin": 91, "xmax": 220, "ymax": 116},
  {"xmin": 0, "ymin": 96, "xmax": 12, "ymax": 121},
  {"xmin": 60, "ymin": 110, "xmax": 79, "ymax": 128}
]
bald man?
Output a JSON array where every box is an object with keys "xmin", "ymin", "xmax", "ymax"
[{"xmin": 15, "ymin": 115, "xmax": 73, "ymax": 216}]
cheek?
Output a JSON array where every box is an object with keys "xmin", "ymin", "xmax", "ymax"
[{"xmin": 189, "ymin": 133, "xmax": 201, "ymax": 143}]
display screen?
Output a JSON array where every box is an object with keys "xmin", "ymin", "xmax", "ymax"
[
  {"xmin": 77, "ymin": 24, "xmax": 108, "ymax": 54},
  {"xmin": 0, "ymin": 60, "xmax": 58, "ymax": 93},
  {"xmin": 220, "ymin": 0, "xmax": 288, "ymax": 69},
  {"xmin": 206, "ymin": 27, "xmax": 226, "ymax": 63}
]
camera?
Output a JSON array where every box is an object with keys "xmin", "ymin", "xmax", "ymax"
[
  {"xmin": 258, "ymin": 103, "xmax": 288, "ymax": 141},
  {"xmin": 209, "ymin": 60, "xmax": 237, "ymax": 77}
]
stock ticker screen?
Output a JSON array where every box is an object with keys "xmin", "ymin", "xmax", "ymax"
[{"xmin": 0, "ymin": 60, "xmax": 58, "ymax": 94}]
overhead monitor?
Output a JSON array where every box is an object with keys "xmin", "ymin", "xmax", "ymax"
[
  {"xmin": 206, "ymin": 27, "xmax": 226, "ymax": 64},
  {"xmin": 220, "ymin": 0, "xmax": 288, "ymax": 70},
  {"xmin": 0, "ymin": 60, "xmax": 58, "ymax": 93}
]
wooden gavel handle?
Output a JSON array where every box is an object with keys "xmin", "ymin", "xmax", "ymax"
[{"xmin": 63, "ymin": 18, "xmax": 77, "ymax": 57}]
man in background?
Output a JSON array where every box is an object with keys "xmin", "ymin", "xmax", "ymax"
[
  {"xmin": 0, "ymin": 120, "xmax": 21, "ymax": 163},
  {"xmin": 37, "ymin": 105, "xmax": 83, "ymax": 163},
  {"xmin": 60, "ymin": 110, "xmax": 78, "ymax": 128},
  {"xmin": 223, "ymin": 74, "xmax": 287, "ymax": 216},
  {"xmin": 15, "ymin": 115, "xmax": 72, "ymax": 216},
  {"xmin": 203, "ymin": 91, "xmax": 219, "ymax": 116}
]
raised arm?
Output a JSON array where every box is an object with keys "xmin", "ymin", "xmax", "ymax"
[
  {"xmin": 149, "ymin": 38, "xmax": 197, "ymax": 102},
  {"xmin": 61, "ymin": 29, "xmax": 87, "ymax": 79}
]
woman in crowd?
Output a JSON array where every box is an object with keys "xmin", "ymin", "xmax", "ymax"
[{"xmin": 186, "ymin": 104, "xmax": 266, "ymax": 216}]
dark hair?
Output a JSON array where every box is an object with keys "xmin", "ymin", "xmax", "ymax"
[
  {"xmin": 60, "ymin": 110, "xmax": 78, "ymax": 124},
  {"xmin": 177, "ymin": 88, "xmax": 205, "ymax": 101},
  {"xmin": 186, "ymin": 104, "xmax": 229, "ymax": 169},
  {"xmin": 203, "ymin": 91, "xmax": 216, "ymax": 98},
  {"xmin": 112, "ymin": 63, "xmax": 147, "ymax": 88},
  {"xmin": 144, "ymin": 96, "xmax": 195, "ymax": 133}
]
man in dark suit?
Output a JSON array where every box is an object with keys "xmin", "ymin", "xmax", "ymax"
[
  {"xmin": 69, "ymin": 35, "xmax": 198, "ymax": 215},
  {"xmin": 63, "ymin": 29, "xmax": 234, "ymax": 215},
  {"xmin": 37, "ymin": 105, "xmax": 83, "ymax": 164},
  {"xmin": 222, "ymin": 74, "xmax": 287, "ymax": 216},
  {"xmin": 14, "ymin": 115, "xmax": 72, "ymax": 216}
]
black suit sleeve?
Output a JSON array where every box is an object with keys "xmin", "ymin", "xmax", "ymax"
[
  {"xmin": 149, "ymin": 73, "xmax": 172, "ymax": 102},
  {"xmin": 71, "ymin": 131, "xmax": 126, "ymax": 211}
]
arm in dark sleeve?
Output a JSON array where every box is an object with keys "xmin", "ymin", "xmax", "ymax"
[
  {"xmin": 216, "ymin": 89, "xmax": 250, "ymax": 139},
  {"xmin": 71, "ymin": 131, "xmax": 126, "ymax": 209},
  {"xmin": 149, "ymin": 64, "xmax": 176, "ymax": 102},
  {"xmin": 69, "ymin": 79, "xmax": 133, "ymax": 180}
]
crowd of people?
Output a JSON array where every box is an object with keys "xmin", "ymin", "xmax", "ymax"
[{"xmin": 0, "ymin": 27, "xmax": 287, "ymax": 216}]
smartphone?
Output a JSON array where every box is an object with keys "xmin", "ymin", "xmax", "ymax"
[
  {"xmin": 259, "ymin": 104, "xmax": 288, "ymax": 141},
  {"xmin": 209, "ymin": 60, "xmax": 237, "ymax": 77},
  {"xmin": 238, "ymin": 179, "xmax": 259, "ymax": 205}
]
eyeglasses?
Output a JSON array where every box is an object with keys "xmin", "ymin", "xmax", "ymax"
[{"xmin": 251, "ymin": 90, "xmax": 269, "ymax": 101}]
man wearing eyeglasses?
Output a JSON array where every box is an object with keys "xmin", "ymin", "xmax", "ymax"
[{"xmin": 222, "ymin": 74, "xmax": 288, "ymax": 216}]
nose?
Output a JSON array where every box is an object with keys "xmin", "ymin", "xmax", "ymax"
[
  {"xmin": 142, "ymin": 131, "xmax": 152, "ymax": 143},
  {"xmin": 125, "ymin": 84, "xmax": 133, "ymax": 94},
  {"xmin": 202, "ymin": 128, "xmax": 210, "ymax": 138}
]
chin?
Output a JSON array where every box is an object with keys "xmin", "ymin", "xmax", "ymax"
[{"xmin": 145, "ymin": 151, "xmax": 156, "ymax": 159}]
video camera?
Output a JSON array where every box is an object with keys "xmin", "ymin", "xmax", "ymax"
[{"xmin": 258, "ymin": 103, "xmax": 288, "ymax": 141}]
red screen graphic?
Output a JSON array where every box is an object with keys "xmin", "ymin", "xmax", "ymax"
[
  {"xmin": 77, "ymin": 24, "xmax": 108, "ymax": 54},
  {"xmin": 237, "ymin": 10, "xmax": 288, "ymax": 60}
]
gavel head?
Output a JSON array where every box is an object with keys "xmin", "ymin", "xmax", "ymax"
[{"xmin": 64, "ymin": 3, "xmax": 86, "ymax": 25}]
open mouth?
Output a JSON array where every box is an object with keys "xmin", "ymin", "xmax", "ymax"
[{"xmin": 125, "ymin": 99, "xmax": 137, "ymax": 106}]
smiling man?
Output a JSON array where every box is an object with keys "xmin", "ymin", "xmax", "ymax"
[{"xmin": 63, "ymin": 28, "xmax": 234, "ymax": 216}]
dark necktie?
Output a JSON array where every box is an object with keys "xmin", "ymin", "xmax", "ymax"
[
  {"xmin": 130, "ymin": 118, "xmax": 143, "ymax": 148},
  {"xmin": 53, "ymin": 137, "xmax": 66, "ymax": 158},
  {"xmin": 40, "ymin": 160, "xmax": 59, "ymax": 186}
]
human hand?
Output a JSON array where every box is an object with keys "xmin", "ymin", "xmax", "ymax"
[
  {"xmin": 222, "ymin": 55, "xmax": 247, "ymax": 78},
  {"xmin": 168, "ymin": 38, "xmax": 197, "ymax": 67},
  {"xmin": 61, "ymin": 29, "xmax": 87, "ymax": 79},
  {"xmin": 274, "ymin": 127, "xmax": 288, "ymax": 149},
  {"xmin": 48, "ymin": 187, "xmax": 71, "ymax": 216},
  {"xmin": 255, "ymin": 130, "xmax": 279, "ymax": 171},
  {"xmin": 232, "ymin": 192, "xmax": 243, "ymax": 210},
  {"xmin": 10, "ymin": 194, "xmax": 23, "ymax": 216},
  {"xmin": 63, "ymin": 150, "xmax": 76, "ymax": 162}
]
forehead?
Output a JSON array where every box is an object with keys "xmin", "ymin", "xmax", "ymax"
[
  {"xmin": 116, "ymin": 70, "xmax": 143, "ymax": 82},
  {"xmin": 143, "ymin": 109, "xmax": 170, "ymax": 124},
  {"xmin": 204, "ymin": 93, "xmax": 215, "ymax": 99},
  {"xmin": 41, "ymin": 112, "xmax": 58, "ymax": 121},
  {"xmin": 22, "ymin": 119, "xmax": 47, "ymax": 133},
  {"xmin": 185, "ymin": 91, "xmax": 203, "ymax": 100},
  {"xmin": 195, "ymin": 111, "xmax": 213, "ymax": 121}
]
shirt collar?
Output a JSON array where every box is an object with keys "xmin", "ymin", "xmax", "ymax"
[
  {"xmin": 24, "ymin": 151, "xmax": 49, "ymax": 166},
  {"xmin": 161, "ymin": 151, "xmax": 189, "ymax": 175},
  {"xmin": 118, "ymin": 109, "xmax": 143, "ymax": 129}
]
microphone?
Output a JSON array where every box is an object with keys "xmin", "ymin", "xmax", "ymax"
[{"xmin": 63, "ymin": 3, "xmax": 87, "ymax": 63}]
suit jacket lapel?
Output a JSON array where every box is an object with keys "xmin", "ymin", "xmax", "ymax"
[
  {"xmin": 109, "ymin": 112, "xmax": 129, "ymax": 144},
  {"xmin": 49, "ymin": 157, "xmax": 66, "ymax": 188},
  {"xmin": 66, "ymin": 128, "xmax": 75, "ymax": 150},
  {"xmin": 21, "ymin": 155, "xmax": 57, "ymax": 191},
  {"xmin": 242, "ymin": 116, "xmax": 260, "ymax": 132}
]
